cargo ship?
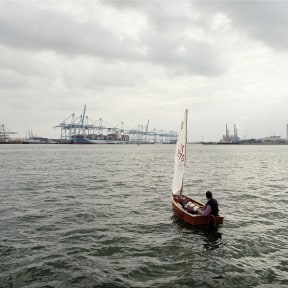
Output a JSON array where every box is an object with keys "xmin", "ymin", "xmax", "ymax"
[{"xmin": 71, "ymin": 132, "xmax": 129, "ymax": 144}]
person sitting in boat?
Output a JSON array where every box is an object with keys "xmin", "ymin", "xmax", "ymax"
[
  {"xmin": 179, "ymin": 197, "xmax": 200, "ymax": 213},
  {"xmin": 197, "ymin": 190, "xmax": 219, "ymax": 216}
]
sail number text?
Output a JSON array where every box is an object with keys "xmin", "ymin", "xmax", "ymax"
[{"xmin": 177, "ymin": 144, "xmax": 185, "ymax": 162}]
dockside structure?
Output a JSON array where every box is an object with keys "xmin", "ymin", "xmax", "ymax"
[{"xmin": 54, "ymin": 106, "xmax": 177, "ymax": 144}]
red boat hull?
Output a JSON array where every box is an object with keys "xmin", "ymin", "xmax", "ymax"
[{"xmin": 171, "ymin": 195, "xmax": 224, "ymax": 226}]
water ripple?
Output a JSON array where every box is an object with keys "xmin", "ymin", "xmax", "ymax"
[{"xmin": 1, "ymin": 144, "xmax": 288, "ymax": 287}]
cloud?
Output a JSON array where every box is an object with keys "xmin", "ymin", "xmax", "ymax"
[
  {"xmin": 0, "ymin": 2, "xmax": 144, "ymax": 59},
  {"xmin": 195, "ymin": 1, "xmax": 288, "ymax": 51},
  {"xmin": 0, "ymin": 1, "xmax": 226, "ymax": 76},
  {"xmin": 102, "ymin": 0, "xmax": 226, "ymax": 75},
  {"xmin": 1, "ymin": 0, "xmax": 288, "ymax": 141}
]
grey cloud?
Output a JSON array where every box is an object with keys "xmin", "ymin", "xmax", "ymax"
[
  {"xmin": 195, "ymin": 1, "xmax": 288, "ymax": 51},
  {"xmin": 0, "ymin": 3, "xmax": 141, "ymax": 59},
  {"xmin": 144, "ymin": 34, "xmax": 224, "ymax": 75},
  {"xmin": 0, "ymin": 2, "xmax": 225, "ymax": 77},
  {"xmin": 101, "ymin": 0, "xmax": 225, "ymax": 75}
]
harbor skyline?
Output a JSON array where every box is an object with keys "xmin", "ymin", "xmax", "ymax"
[
  {"xmin": 2, "ymin": 117, "xmax": 288, "ymax": 145},
  {"xmin": 1, "ymin": 2, "xmax": 288, "ymax": 141}
]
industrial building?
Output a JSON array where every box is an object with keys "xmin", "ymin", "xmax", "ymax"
[{"xmin": 220, "ymin": 124, "xmax": 241, "ymax": 143}]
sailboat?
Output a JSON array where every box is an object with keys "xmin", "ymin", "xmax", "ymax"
[{"xmin": 171, "ymin": 110, "xmax": 224, "ymax": 226}]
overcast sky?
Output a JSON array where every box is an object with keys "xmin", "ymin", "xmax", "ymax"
[{"xmin": 1, "ymin": 0, "xmax": 288, "ymax": 141}]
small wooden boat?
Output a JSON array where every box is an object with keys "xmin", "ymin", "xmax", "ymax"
[
  {"xmin": 171, "ymin": 110, "xmax": 224, "ymax": 226},
  {"xmin": 172, "ymin": 194, "xmax": 224, "ymax": 226}
]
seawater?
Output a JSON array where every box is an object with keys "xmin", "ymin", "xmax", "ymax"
[{"xmin": 0, "ymin": 144, "xmax": 288, "ymax": 288}]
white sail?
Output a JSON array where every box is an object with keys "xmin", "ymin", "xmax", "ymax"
[{"xmin": 171, "ymin": 109, "xmax": 188, "ymax": 195}]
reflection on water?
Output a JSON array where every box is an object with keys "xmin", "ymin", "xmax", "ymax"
[
  {"xmin": 172, "ymin": 215, "xmax": 223, "ymax": 251},
  {"xmin": 203, "ymin": 231, "xmax": 223, "ymax": 251}
]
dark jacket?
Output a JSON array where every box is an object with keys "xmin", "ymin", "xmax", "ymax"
[{"xmin": 206, "ymin": 198, "xmax": 219, "ymax": 216}]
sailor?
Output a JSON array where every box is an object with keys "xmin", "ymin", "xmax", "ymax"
[{"xmin": 197, "ymin": 191, "xmax": 219, "ymax": 216}]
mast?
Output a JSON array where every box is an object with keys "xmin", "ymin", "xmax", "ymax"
[{"xmin": 180, "ymin": 109, "xmax": 188, "ymax": 196}]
